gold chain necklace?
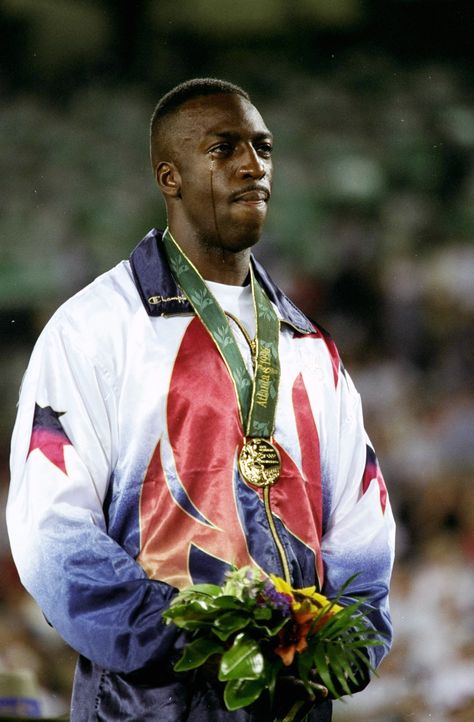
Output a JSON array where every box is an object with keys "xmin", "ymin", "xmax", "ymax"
[{"xmin": 224, "ymin": 311, "xmax": 257, "ymax": 360}]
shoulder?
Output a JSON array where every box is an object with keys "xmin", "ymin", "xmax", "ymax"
[
  {"xmin": 37, "ymin": 260, "xmax": 141, "ymax": 373},
  {"xmin": 49, "ymin": 260, "xmax": 137, "ymax": 330},
  {"xmin": 58, "ymin": 259, "xmax": 138, "ymax": 322}
]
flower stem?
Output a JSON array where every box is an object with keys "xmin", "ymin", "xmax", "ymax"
[{"xmin": 278, "ymin": 699, "xmax": 307, "ymax": 722}]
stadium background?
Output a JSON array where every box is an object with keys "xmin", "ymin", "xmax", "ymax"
[{"xmin": 0, "ymin": 1, "xmax": 473, "ymax": 720}]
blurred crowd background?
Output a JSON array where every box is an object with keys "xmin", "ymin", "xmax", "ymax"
[{"xmin": 1, "ymin": 1, "xmax": 473, "ymax": 720}]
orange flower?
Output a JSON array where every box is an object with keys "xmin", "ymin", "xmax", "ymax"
[
  {"xmin": 270, "ymin": 574, "xmax": 345, "ymax": 666},
  {"xmin": 312, "ymin": 612, "xmax": 333, "ymax": 633},
  {"xmin": 274, "ymin": 611, "xmax": 315, "ymax": 666}
]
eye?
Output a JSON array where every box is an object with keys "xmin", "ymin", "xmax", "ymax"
[
  {"xmin": 257, "ymin": 142, "xmax": 273, "ymax": 158},
  {"xmin": 209, "ymin": 142, "xmax": 233, "ymax": 157}
]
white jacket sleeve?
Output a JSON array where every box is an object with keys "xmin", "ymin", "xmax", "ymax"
[
  {"xmin": 7, "ymin": 315, "xmax": 178, "ymax": 673},
  {"xmin": 321, "ymin": 365, "xmax": 396, "ymax": 670}
]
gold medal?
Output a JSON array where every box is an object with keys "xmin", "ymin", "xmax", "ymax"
[{"xmin": 238, "ymin": 438, "xmax": 281, "ymax": 487}]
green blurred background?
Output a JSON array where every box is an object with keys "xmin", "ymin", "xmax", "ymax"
[{"xmin": 0, "ymin": 1, "xmax": 473, "ymax": 720}]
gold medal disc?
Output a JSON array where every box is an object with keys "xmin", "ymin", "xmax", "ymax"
[{"xmin": 238, "ymin": 438, "xmax": 281, "ymax": 487}]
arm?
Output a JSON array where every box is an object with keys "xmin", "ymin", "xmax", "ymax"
[
  {"xmin": 7, "ymin": 315, "xmax": 178, "ymax": 674},
  {"xmin": 321, "ymin": 366, "xmax": 396, "ymax": 674}
]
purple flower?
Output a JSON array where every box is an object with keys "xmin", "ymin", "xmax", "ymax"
[{"xmin": 262, "ymin": 580, "xmax": 292, "ymax": 616}]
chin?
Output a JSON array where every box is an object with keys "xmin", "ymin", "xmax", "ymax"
[
  {"xmin": 198, "ymin": 216, "xmax": 265, "ymax": 254},
  {"xmin": 225, "ymin": 231, "xmax": 262, "ymax": 253},
  {"xmin": 228, "ymin": 219, "xmax": 266, "ymax": 250}
]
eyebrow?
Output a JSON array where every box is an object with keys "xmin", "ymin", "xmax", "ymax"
[{"xmin": 205, "ymin": 130, "xmax": 274, "ymax": 142}]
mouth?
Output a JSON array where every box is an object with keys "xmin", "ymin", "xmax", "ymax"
[{"xmin": 232, "ymin": 186, "xmax": 271, "ymax": 205}]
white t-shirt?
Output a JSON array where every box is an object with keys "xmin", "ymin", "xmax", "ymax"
[
  {"xmin": 205, "ymin": 280, "xmax": 256, "ymax": 373},
  {"xmin": 205, "ymin": 280, "xmax": 256, "ymax": 338}
]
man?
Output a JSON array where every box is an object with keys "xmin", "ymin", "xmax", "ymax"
[{"xmin": 7, "ymin": 78, "xmax": 395, "ymax": 721}]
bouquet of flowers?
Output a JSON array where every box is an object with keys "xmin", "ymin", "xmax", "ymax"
[{"xmin": 163, "ymin": 566, "xmax": 383, "ymax": 721}]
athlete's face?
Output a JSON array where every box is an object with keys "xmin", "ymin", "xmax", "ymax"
[{"xmin": 167, "ymin": 93, "xmax": 273, "ymax": 253}]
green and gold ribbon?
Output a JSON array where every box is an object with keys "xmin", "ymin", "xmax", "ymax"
[{"xmin": 162, "ymin": 228, "xmax": 280, "ymax": 441}]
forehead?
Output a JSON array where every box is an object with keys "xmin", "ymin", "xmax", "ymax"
[{"xmin": 173, "ymin": 93, "xmax": 271, "ymax": 144}]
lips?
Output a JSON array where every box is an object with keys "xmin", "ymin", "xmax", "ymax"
[{"xmin": 232, "ymin": 187, "xmax": 270, "ymax": 203}]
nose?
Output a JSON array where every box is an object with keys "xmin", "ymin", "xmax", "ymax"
[{"xmin": 238, "ymin": 144, "xmax": 266, "ymax": 179}]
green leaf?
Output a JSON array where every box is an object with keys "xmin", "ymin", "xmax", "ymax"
[
  {"xmin": 339, "ymin": 655, "xmax": 361, "ymax": 688},
  {"xmin": 223, "ymin": 677, "xmax": 267, "ymax": 711},
  {"xmin": 163, "ymin": 609, "xmax": 217, "ymax": 630},
  {"xmin": 212, "ymin": 611, "xmax": 251, "ymax": 641},
  {"xmin": 174, "ymin": 637, "xmax": 225, "ymax": 672},
  {"xmin": 325, "ymin": 649, "xmax": 351, "ymax": 696},
  {"xmin": 219, "ymin": 634, "xmax": 264, "ymax": 681},
  {"xmin": 253, "ymin": 606, "xmax": 272, "ymax": 620},
  {"xmin": 253, "ymin": 615, "xmax": 288, "ymax": 637},
  {"xmin": 351, "ymin": 646, "xmax": 376, "ymax": 674},
  {"xmin": 173, "ymin": 598, "xmax": 218, "ymax": 615},
  {"xmin": 266, "ymin": 657, "xmax": 282, "ymax": 704},
  {"xmin": 182, "ymin": 583, "xmax": 222, "ymax": 597},
  {"xmin": 297, "ymin": 647, "xmax": 314, "ymax": 686},
  {"xmin": 311, "ymin": 643, "xmax": 339, "ymax": 699},
  {"xmin": 214, "ymin": 595, "xmax": 247, "ymax": 610},
  {"xmin": 164, "ymin": 597, "xmax": 224, "ymax": 626}
]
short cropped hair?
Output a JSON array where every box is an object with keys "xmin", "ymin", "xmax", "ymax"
[{"xmin": 150, "ymin": 78, "xmax": 250, "ymax": 169}]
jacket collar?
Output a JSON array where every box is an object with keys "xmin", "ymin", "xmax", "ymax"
[{"xmin": 129, "ymin": 228, "xmax": 314, "ymax": 334}]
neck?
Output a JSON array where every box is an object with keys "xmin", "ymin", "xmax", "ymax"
[
  {"xmin": 167, "ymin": 223, "xmax": 252, "ymax": 286},
  {"xmin": 198, "ymin": 248, "xmax": 251, "ymax": 285}
]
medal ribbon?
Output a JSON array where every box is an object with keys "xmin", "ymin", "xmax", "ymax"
[{"xmin": 162, "ymin": 228, "xmax": 280, "ymax": 438}]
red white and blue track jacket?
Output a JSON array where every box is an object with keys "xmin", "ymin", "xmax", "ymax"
[{"xmin": 7, "ymin": 229, "xmax": 395, "ymax": 721}]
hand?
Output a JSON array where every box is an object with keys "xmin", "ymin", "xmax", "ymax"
[{"xmin": 271, "ymin": 670, "xmax": 328, "ymax": 721}]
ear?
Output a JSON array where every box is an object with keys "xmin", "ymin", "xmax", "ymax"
[{"xmin": 155, "ymin": 161, "xmax": 181, "ymax": 198}]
